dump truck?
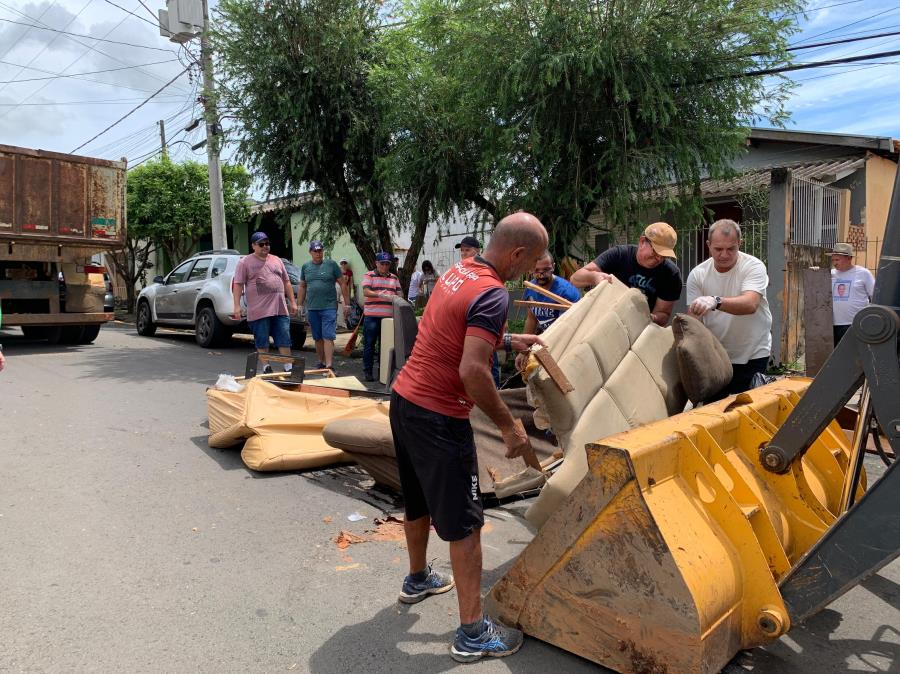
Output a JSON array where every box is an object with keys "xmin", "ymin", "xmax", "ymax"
[
  {"xmin": 486, "ymin": 169, "xmax": 900, "ymax": 673},
  {"xmin": 0, "ymin": 144, "xmax": 126, "ymax": 343}
]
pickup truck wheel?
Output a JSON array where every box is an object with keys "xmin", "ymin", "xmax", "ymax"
[
  {"xmin": 196, "ymin": 305, "xmax": 227, "ymax": 347},
  {"xmin": 136, "ymin": 301, "xmax": 157, "ymax": 336},
  {"xmin": 290, "ymin": 324, "xmax": 307, "ymax": 349},
  {"xmin": 78, "ymin": 324, "xmax": 101, "ymax": 344}
]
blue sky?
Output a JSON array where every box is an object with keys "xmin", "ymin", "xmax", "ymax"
[
  {"xmin": 0, "ymin": 0, "xmax": 898, "ymax": 172},
  {"xmin": 777, "ymin": 0, "xmax": 900, "ymax": 136}
]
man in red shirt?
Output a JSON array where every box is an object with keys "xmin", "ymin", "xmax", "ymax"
[{"xmin": 390, "ymin": 212, "xmax": 548, "ymax": 663}]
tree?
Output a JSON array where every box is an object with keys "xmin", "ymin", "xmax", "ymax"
[
  {"xmin": 108, "ymin": 226, "xmax": 156, "ymax": 314},
  {"xmin": 213, "ymin": 0, "xmax": 393, "ymax": 272},
  {"xmin": 127, "ymin": 157, "xmax": 251, "ymax": 263},
  {"xmin": 214, "ymin": 0, "xmax": 799, "ymax": 271},
  {"xmin": 119, "ymin": 158, "xmax": 251, "ymax": 309},
  {"xmin": 213, "ymin": 0, "xmax": 496, "ymax": 291},
  {"xmin": 411, "ymin": 0, "xmax": 800, "ymax": 257}
]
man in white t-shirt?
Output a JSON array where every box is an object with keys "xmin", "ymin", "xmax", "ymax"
[
  {"xmin": 830, "ymin": 242, "xmax": 875, "ymax": 346},
  {"xmin": 686, "ymin": 219, "xmax": 772, "ymax": 400}
]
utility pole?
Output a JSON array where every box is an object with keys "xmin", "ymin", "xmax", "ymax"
[
  {"xmin": 158, "ymin": 119, "xmax": 167, "ymax": 158},
  {"xmin": 199, "ymin": 0, "xmax": 227, "ymax": 251},
  {"xmin": 159, "ymin": 0, "xmax": 227, "ymax": 251}
]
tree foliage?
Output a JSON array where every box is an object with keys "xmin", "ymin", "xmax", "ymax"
[
  {"xmin": 410, "ymin": 0, "xmax": 799, "ymax": 256},
  {"xmin": 127, "ymin": 157, "xmax": 252, "ymax": 265},
  {"xmin": 213, "ymin": 0, "xmax": 799, "ymax": 266},
  {"xmin": 213, "ymin": 0, "xmax": 391, "ymax": 270}
]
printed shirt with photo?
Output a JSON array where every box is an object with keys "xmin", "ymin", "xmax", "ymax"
[{"xmin": 831, "ymin": 265, "xmax": 875, "ymax": 325}]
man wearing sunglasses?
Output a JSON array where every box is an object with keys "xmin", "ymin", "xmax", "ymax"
[{"xmin": 231, "ymin": 231, "xmax": 299, "ymax": 371}]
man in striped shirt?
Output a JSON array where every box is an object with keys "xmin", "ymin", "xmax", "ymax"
[{"xmin": 362, "ymin": 251, "xmax": 402, "ymax": 381}]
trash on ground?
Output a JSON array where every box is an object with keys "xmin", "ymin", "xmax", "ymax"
[{"xmin": 213, "ymin": 373, "xmax": 244, "ymax": 392}]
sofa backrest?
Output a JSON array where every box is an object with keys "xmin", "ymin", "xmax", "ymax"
[{"xmin": 524, "ymin": 279, "xmax": 687, "ymax": 527}]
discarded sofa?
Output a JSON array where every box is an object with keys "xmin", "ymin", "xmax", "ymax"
[
  {"xmin": 207, "ymin": 377, "xmax": 389, "ymax": 471},
  {"xmin": 322, "ymin": 388, "xmax": 559, "ymax": 497},
  {"xmin": 522, "ymin": 279, "xmax": 690, "ymax": 527}
]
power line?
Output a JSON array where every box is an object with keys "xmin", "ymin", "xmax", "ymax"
[
  {"xmin": 793, "ymin": 61, "xmax": 898, "ymax": 83},
  {"xmin": 0, "ymin": 59, "xmax": 180, "ymax": 83},
  {"xmin": 71, "ymin": 65, "xmax": 190, "ymax": 153},
  {"xmin": 783, "ymin": 29, "xmax": 900, "ymax": 53},
  {"xmin": 0, "ymin": 2, "xmax": 190, "ymax": 118},
  {"xmin": 0, "ymin": 0, "xmax": 94, "ymax": 98},
  {"xmin": 0, "ymin": 58, "xmax": 177, "ymax": 95},
  {"xmin": 737, "ymin": 47, "xmax": 900, "ymax": 78},
  {"xmin": 0, "ymin": 0, "xmax": 57, "ymax": 61},
  {"xmin": 0, "ymin": 96, "xmax": 185, "ymax": 106},
  {"xmin": 790, "ymin": 5, "xmax": 900, "ymax": 46},
  {"xmin": 101, "ymin": 0, "xmax": 160, "ymax": 29},
  {"xmin": 134, "ymin": 0, "xmax": 160, "ymax": 22},
  {"xmin": 0, "ymin": 17, "xmax": 177, "ymax": 52},
  {"xmin": 781, "ymin": 0, "xmax": 865, "ymax": 16}
]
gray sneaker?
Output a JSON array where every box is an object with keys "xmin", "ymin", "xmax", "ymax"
[
  {"xmin": 450, "ymin": 614, "xmax": 523, "ymax": 663},
  {"xmin": 398, "ymin": 565, "xmax": 455, "ymax": 604}
]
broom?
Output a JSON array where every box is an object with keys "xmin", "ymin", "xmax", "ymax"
[{"xmin": 343, "ymin": 319, "xmax": 363, "ymax": 356}]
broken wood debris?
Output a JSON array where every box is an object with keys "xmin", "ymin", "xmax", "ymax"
[{"xmin": 531, "ymin": 345, "xmax": 574, "ymax": 394}]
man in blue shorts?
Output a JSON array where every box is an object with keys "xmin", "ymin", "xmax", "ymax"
[
  {"xmin": 231, "ymin": 231, "xmax": 299, "ymax": 372},
  {"xmin": 298, "ymin": 241, "xmax": 350, "ymax": 370}
]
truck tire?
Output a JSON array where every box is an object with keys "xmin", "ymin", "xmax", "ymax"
[
  {"xmin": 290, "ymin": 324, "xmax": 307, "ymax": 349},
  {"xmin": 136, "ymin": 300, "xmax": 157, "ymax": 336},
  {"xmin": 21, "ymin": 326, "xmax": 48, "ymax": 339},
  {"xmin": 195, "ymin": 305, "xmax": 228, "ymax": 347},
  {"xmin": 78, "ymin": 324, "xmax": 101, "ymax": 344},
  {"xmin": 59, "ymin": 326, "xmax": 85, "ymax": 344}
]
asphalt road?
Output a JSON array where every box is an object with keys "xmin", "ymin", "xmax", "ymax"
[{"xmin": 0, "ymin": 323, "xmax": 897, "ymax": 673}]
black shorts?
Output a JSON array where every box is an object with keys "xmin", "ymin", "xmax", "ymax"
[{"xmin": 389, "ymin": 390, "xmax": 483, "ymax": 542}]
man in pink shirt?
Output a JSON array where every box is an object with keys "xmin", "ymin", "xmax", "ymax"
[{"xmin": 231, "ymin": 231, "xmax": 299, "ymax": 371}]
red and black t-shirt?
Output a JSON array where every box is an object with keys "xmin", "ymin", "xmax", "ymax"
[{"xmin": 392, "ymin": 256, "xmax": 507, "ymax": 418}]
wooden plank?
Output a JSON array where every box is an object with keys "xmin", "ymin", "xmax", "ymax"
[
  {"xmin": 513, "ymin": 418, "xmax": 543, "ymax": 472},
  {"xmin": 523, "ymin": 280, "xmax": 574, "ymax": 306},
  {"xmin": 299, "ymin": 384, "xmax": 350, "ymax": 398},
  {"xmin": 514, "ymin": 299, "xmax": 570, "ymax": 312},
  {"xmin": 803, "ymin": 267, "xmax": 833, "ymax": 376},
  {"xmin": 531, "ymin": 345, "xmax": 574, "ymax": 393}
]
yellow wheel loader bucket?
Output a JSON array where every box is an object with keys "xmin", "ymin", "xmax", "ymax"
[{"xmin": 485, "ymin": 378, "xmax": 862, "ymax": 674}]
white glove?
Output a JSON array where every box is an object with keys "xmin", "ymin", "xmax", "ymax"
[{"xmin": 690, "ymin": 295, "xmax": 717, "ymax": 317}]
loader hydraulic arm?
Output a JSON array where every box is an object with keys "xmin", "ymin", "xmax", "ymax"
[{"xmin": 760, "ymin": 166, "xmax": 900, "ymax": 624}]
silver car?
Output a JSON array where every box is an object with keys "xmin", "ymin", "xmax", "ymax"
[{"xmin": 135, "ymin": 250, "xmax": 307, "ymax": 348}]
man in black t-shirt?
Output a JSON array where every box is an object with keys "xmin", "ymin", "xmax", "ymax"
[{"xmin": 571, "ymin": 222, "xmax": 682, "ymax": 326}]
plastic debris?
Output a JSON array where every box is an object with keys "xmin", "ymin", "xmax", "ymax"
[{"xmin": 214, "ymin": 373, "xmax": 244, "ymax": 392}]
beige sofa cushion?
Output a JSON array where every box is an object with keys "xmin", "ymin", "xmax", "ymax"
[{"xmin": 524, "ymin": 279, "xmax": 687, "ymax": 527}]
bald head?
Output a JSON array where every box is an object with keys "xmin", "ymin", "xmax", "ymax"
[{"xmin": 483, "ymin": 212, "xmax": 549, "ymax": 281}]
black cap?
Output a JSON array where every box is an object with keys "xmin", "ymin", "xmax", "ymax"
[{"xmin": 455, "ymin": 235, "xmax": 481, "ymax": 250}]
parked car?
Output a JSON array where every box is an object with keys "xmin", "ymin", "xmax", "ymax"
[
  {"xmin": 135, "ymin": 250, "xmax": 307, "ymax": 348},
  {"xmin": 103, "ymin": 272, "xmax": 114, "ymax": 312}
]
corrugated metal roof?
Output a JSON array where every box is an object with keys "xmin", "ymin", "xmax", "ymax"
[{"xmin": 699, "ymin": 156, "xmax": 866, "ymax": 198}]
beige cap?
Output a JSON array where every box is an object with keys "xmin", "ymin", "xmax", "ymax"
[
  {"xmin": 832, "ymin": 242, "xmax": 854, "ymax": 256},
  {"xmin": 643, "ymin": 222, "xmax": 677, "ymax": 259}
]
